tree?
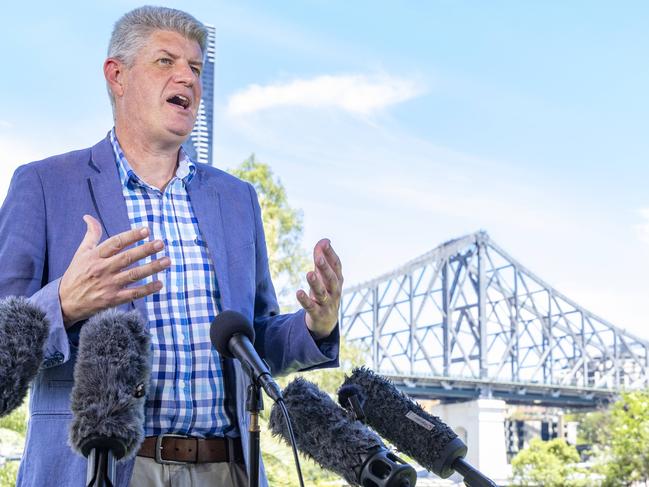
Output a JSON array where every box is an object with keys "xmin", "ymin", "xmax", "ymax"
[
  {"xmin": 229, "ymin": 155, "xmax": 309, "ymax": 309},
  {"xmin": 0, "ymin": 461, "xmax": 19, "ymax": 487},
  {"xmin": 511, "ymin": 438, "xmax": 590, "ymax": 487},
  {"xmin": 600, "ymin": 390, "xmax": 649, "ymax": 486},
  {"xmin": 576, "ymin": 409, "xmax": 612, "ymax": 447},
  {"xmin": 0, "ymin": 398, "xmax": 28, "ymax": 486}
]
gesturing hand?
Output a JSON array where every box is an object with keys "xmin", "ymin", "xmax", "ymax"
[
  {"xmin": 59, "ymin": 215, "xmax": 170, "ymax": 327},
  {"xmin": 296, "ymin": 239, "xmax": 343, "ymax": 340}
]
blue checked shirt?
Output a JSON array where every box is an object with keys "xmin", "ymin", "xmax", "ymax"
[{"xmin": 110, "ymin": 129, "xmax": 232, "ymax": 437}]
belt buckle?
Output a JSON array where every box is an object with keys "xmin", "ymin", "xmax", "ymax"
[{"xmin": 155, "ymin": 433, "xmax": 190, "ymax": 465}]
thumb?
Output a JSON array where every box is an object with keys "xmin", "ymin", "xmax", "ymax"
[{"xmin": 79, "ymin": 214, "xmax": 102, "ymax": 250}]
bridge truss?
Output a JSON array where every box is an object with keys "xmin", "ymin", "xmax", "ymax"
[{"xmin": 340, "ymin": 232, "xmax": 649, "ymax": 407}]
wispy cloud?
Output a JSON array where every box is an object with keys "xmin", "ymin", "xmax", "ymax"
[
  {"xmin": 226, "ymin": 74, "xmax": 425, "ymax": 116},
  {"xmin": 0, "ymin": 120, "xmax": 12, "ymax": 129},
  {"xmin": 635, "ymin": 208, "xmax": 649, "ymax": 244}
]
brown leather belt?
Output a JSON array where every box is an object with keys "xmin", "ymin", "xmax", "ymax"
[{"xmin": 138, "ymin": 435, "xmax": 244, "ymax": 465}]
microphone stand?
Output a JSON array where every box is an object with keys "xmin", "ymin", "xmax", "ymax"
[
  {"xmin": 86, "ymin": 447, "xmax": 117, "ymax": 487},
  {"xmin": 426, "ymin": 436, "xmax": 498, "ymax": 486},
  {"xmin": 246, "ymin": 381, "xmax": 263, "ymax": 487},
  {"xmin": 452, "ymin": 458, "xmax": 498, "ymax": 487}
]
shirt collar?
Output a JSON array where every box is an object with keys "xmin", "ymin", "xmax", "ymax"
[{"xmin": 109, "ymin": 127, "xmax": 196, "ymax": 189}]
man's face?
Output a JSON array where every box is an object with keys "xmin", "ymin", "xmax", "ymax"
[{"xmin": 114, "ymin": 30, "xmax": 203, "ymax": 145}]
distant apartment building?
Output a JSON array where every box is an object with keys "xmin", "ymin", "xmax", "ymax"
[{"xmin": 183, "ymin": 24, "xmax": 215, "ymax": 165}]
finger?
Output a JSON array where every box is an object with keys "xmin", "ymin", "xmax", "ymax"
[
  {"xmin": 296, "ymin": 289, "xmax": 317, "ymax": 313},
  {"xmin": 108, "ymin": 239, "xmax": 165, "ymax": 272},
  {"xmin": 307, "ymin": 271, "xmax": 329, "ymax": 305},
  {"xmin": 97, "ymin": 226, "xmax": 150, "ymax": 259},
  {"xmin": 323, "ymin": 242, "xmax": 343, "ymax": 282},
  {"xmin": 312, "ymin": 238, "xmax": 329, "ymax": 263},
  {"xmin": 114, "ymin": 279, "xmax": 164, "ymax": 304},
  {"xmin": 313, "ymin": 238, "xmax": 343, "ymax": 282},
  {"xmin": 113, "ymin": 257, "xmax": 171, "ymax": 287},
  {"xmin": 315, "ymin": 254, "xmax": 340, "ymax": 295},
  {"xmin": 312, "ymin": 239, "xmax": 328, "ymax": 281},
  {"xmin": 78, "ymin": 215, "xmax": 103, "ymax": 252}
]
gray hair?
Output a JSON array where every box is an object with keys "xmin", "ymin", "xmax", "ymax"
[{"xmin": 106, "ymin": 6, "xmax": 207, "ymax": 112}]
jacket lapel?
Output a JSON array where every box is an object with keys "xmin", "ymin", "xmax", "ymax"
[
  {"xmin": 87, "ymin": 135, "xmax": 133, "ymax": 239},
  {"xmin": 187, "ymin": 166, "xmax": 231, "ymax": 310},
  {"xmin": 87, "ymin": 135, "xmax": 147, "ymax": 317}
]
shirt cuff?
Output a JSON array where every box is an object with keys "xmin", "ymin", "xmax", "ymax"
[{"xmin": 28, "ymin": 278, "xmax": 70, "ymax": 368}]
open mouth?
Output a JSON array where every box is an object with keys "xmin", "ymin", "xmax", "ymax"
[{"xmin": 167, "ymin": 94, "xmax": 191, "ymax": 109}]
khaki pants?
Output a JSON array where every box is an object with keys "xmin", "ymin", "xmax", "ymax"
[{"xmin": 130, "ymin": 456, "xmax": 248, "ymax": 487}]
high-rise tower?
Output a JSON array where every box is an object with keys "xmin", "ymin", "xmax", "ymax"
[{"xmin": 183, "ymin": 24, "xmax": 215, "ymax": 165}]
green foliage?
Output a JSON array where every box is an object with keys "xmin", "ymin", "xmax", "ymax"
[
  {"xmin": 0, "ymin": 461, "xmax": 19, "ymax": 487},
  {"xmin": 0, "ymin": 398, "xmax": 27, "ymax": 486},
  {"xmin": 511, "ymin": 438, "xmax": 589, "ymax": 487},
  {"xmin": 575, "ymin": 409, "xmax": 612, "ymax": 446},
  {"xmin": 599, "ymin": 390, "xmax": 649, "ymax": 486},
  {"xmin": 261, "ymin": 427, "xmax": 340, "ymax": 486},
  {"xmin": 230, "ymin": 154, "xmax": 309, "ymax": 308},
  {"xmin": 0, "ymin": 400, "xmax": 28, "ymax": 436}
]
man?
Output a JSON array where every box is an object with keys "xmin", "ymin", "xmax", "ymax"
[{"xmin": 0, "ymin": 6, "xmax": 342, "ymax": 487}]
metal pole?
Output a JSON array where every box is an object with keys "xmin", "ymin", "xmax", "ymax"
[
  {"xmin": 246, "ymin": 382, "xmax": 263, "ymax": 487},
  {"xmin": 478, "ymin": 241, "xmax": 487, "ymax": 380}
]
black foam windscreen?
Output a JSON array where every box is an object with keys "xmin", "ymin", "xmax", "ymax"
[
  {"xmin": 340, "ymin": 367, "xmax": 467, "ymax": 479},
  {"xmin": 338, "ymin": 383, "xmax": 366, "ymax": 406},
  {"xmin": 0, "ymin": 297, "xmax": 49, "ymax": 417},
  {"xmin": 209, "ymin": 310, "xmax": 255, "ymax": 359},
  {"xmin": 69, "ymin": 309, "xmax": 150, "ymax": 460},
  {"xmin": 269, "ymin": 377, "xmax": 388, "ymax": 486}
]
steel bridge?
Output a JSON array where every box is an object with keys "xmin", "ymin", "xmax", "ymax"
[{"xmin": 340, "ymin": 231, "xmax": 649, "ymax": 408}]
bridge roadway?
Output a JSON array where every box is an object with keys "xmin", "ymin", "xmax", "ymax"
[{"xmin": 387, "ymin": 374, "xmax": 610, "ymax": 408}]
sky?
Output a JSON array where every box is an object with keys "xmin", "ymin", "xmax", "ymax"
[{"xmin": 1, "ymin": 1, "xmax": 648, "ymax": 337}]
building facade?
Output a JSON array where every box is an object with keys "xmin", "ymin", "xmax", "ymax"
[{"xmin": 182, "ymin": 24, "xmax": 215, "ymax": 165}]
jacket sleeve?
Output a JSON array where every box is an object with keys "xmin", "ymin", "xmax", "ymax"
[
  {"xmin": 245, "ymin": 183, "xmax": 339, "ymax": 376},
  {"xmin": 0, "ymin": 164, "xmax": 70, "ymax": 368}
]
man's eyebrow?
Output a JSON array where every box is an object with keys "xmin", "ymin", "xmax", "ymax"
[
  {"xmin": 157, "ymin": 49, "xmax": 203, "ymax": 69},
  {"xmin": 157, "ymin": 49, "xmax": 179, "ymax": 59}
]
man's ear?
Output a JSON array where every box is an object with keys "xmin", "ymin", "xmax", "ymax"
[{"xmin": 104, "ymin": 58, "xmax": 125, "ymax": 98}]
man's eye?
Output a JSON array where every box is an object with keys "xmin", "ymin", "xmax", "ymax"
[
  {"xmin": 158, "ymin": 58, "xmax": 172, "ymax": 65},
  {"xmin": 191, "ymin": 66, "xmax": 201, "ymax": 77}
]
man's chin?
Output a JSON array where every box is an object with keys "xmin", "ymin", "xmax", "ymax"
[{"xmin": 165, "ymin": 125, "xmax": 194, "ymax": 142}]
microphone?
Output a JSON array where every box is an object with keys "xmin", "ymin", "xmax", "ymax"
[
  {"xmin": 269, "ymin": 377, "xmax": 417, "ymax": 487},
  {"xmin": 339, "ymin": 367, "xmax": 498, "ymax": 487},
  {"xmin": 209, "ymin": 310, "xmax": 282, "ymax": 403},
  {"xmin": 0, "ymin": 296, "xmax": 49, "ymax": 417},
  {"xmin": 69, "ymin": 309, "xmax": 150, "ymax": 487}
]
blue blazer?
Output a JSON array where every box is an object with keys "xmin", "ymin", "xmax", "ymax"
[{"xmin": 0, "ymin": 134, "xmax": 339, "ymax": 487}]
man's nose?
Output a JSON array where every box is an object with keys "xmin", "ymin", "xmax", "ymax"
[{"xmin": 173, "ymin": 62, "xmax": 198, "ymax": 85}]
